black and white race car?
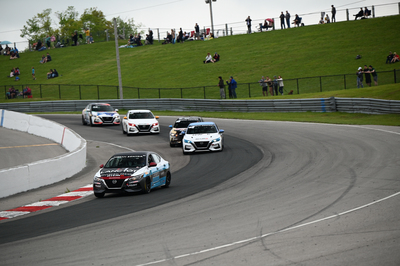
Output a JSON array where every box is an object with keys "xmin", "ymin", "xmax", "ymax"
[
  {"xmin": 93, "ymin": 151, "xmax": 171, "ymax": 198},
  {"xmin": 82, "ymin": 103, "xmax": 120, "ymax": 126},
  {"xmin": 169, "ymin": 117, "xmax": 203, "ymax": 147}
]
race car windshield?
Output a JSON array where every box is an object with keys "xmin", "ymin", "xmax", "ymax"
[
  {"xmin": 104, "ymin": 156, "xmax": 146, "ymax": 168},
  {"xmin": 129, "ymin": 112, "xmax": 154, "ymax": 119},
  {"xmin": 174, "ymin": 121, "xmax": 197, "ymax": 128},
  {"xmin": 92, "ymin": 105, "xmax": 114, "ymax": 111},
  {"xmin": 186, "ymin": 125, "xmax": 217, "ymax": 134}
]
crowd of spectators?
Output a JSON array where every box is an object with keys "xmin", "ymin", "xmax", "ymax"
[{"xmin": 386, "ymin": 52, "xmax": 399, "ymax": 64}]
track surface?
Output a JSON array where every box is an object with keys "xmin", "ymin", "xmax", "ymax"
[{"xmin": 1, "ymin": 115, "xmax": 399, "ymax": 266}]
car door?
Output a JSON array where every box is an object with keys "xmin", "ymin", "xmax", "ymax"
[
  {"xmin": 148, "ymin": 154, "xmax": 160, "ymax": 188},
  {"xmin": 84, "ymin": 104, "xmax": 91, "ymax": 123}
]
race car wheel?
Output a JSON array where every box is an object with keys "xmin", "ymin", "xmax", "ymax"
[
  {"xmin": 122, "ymin": 125, "xmax": 126, "ymax": 134},
  {"xmin": 94, "ymin": 192, "xmax": 105, "ymax": 198},
  {"xmin": 162, "ymin": 172, "xmax": 171, "ymax": 188},
  {"xmin": 89, "ymin": 117, "xmax": 94, "ymax": 127},
  {"xmin": 81, "ymin": 116, "xmax": 87, "ymax": 125},
  {"xmin": 142, "ymin": 178, "xmax": 151, "ymax": 194},
  {"xmin": 169, "ymin": 142, "xmax": 174, "ymax": 147}
]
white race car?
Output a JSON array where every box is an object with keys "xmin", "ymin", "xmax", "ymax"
[
  {"xmin": 82, "ymin": 103, "xmax": 120, "ymax": 126},
  {"xmin": 182, "ymin": 122, "xmax": 224, "ymax": 154},
  {"xmin": 122, "ymin": 110, "xmax": 160, "ymax": 135}
]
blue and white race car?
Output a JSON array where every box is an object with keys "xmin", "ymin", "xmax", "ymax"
[
  {"xmin": 93, "ymin": 151, "xmax": 171, "ymax": 198},
  {"xmin": 82, "ymin": 103, "xmax": 120, "ymax": 126},
  {"xmin": 182, "ymin": 122, "xmax": 224, "ymax": 154}
]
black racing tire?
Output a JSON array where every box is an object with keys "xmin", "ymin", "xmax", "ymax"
[
  {"xmin": 122, "ymin": 124, "xmax": 126, "ymax": 134},
  {"xmin": 162, "ymin": 172, "xmax": 171, "ymax": 188},
  {"xmin": 89, "ymin": 117, "xmax": 94, "ymax": 127},
  {"xmin": 169, "ymin": 142, "xmax": 174, "ymax": 147},
  {"xmin": 94, "ymin": 192, "xmax": 105, "ymax": 198},
  {"xmin": 142, "ymin": 178, "xmax": 151, "ymax": 194},
  {"xmin": 82, "ymin": 116, "xmax": 87, "ymax": 125}
]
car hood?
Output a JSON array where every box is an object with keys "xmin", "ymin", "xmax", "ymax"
[
  {"xmin": 92, "ymin": 111, "xmax": 119, "ymax": 117},
  {"xmin": 184, "ymin": 133, "xmax": 220, "ymax": 141},
  {"xmin": 127, "ymin": 118, "xmax": 157, "ymax": 124},
  {"xmin": 99, "ymin": 167, "xmax": 141, "ymax": 178}
]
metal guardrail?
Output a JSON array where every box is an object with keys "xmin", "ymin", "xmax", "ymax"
[{"xmin": 0, "ymin": 97, "xmax": 399, "ymax": 114}]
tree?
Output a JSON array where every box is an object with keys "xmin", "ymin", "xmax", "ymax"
[
  {"xmin": 114, "ymin": 17, "xmax": 143, "ymax": 39},
  {"xmin": 20, "ymin": 9, "xmax": 53, "ymax": 41},
  {"xmin": 56, "ymin": 6, "xmax": 82, "ymax": 40},
  {"xmin": 80, "ymin": 7, "xmax": 112, "ymax": 37}
]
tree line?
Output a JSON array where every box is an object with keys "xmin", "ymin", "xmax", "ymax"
[{"xmin": 20, "ymin": 6, "xmax": 142, "ymax": 43}]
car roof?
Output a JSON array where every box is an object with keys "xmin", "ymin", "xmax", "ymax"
[
  {"xmin": 188, "ymin": 122, "xmax": 216, "ymax": 126},
  {"xmin": 175, "ymin": 117, "xmax": 203, "ymax": 122},
  {"xmin": 111, "ymin": 151, "xmax": 152, "ymax": 157},
  {"xmin": 90, "ymin": 103, "xmax": 111, "ymax": 106},
  {"xmin": 127, "ymin": 110, "xmax": 152, "ymax": 113}
]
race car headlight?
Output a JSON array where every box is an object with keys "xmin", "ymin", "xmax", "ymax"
[
  {"xmin": 211, "ymin": 137, "xmax": 221, "ymax": 142},
  {"xmin": 184, "ymin": 139, "xmax": 191, "ymax": 144},
  {"xmin": 152, "ymin": 122, "xmax": 159, "ymax": 127},
  {"xmin": 129, "ymin": 173, "xmax": 144, "ymax": 181},
  {"xmin": 94, "ymin": 177, "xmax": 102, "ymax": 182}
]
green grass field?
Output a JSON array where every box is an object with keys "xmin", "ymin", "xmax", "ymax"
[{"xmin": 1, "ymin": 15, "xmax": 399, "ymax": 125}]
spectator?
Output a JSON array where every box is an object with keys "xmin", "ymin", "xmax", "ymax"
[
  {"xmin": 148, "ymin": 29, "xmax": 153, "ymax": 44},
  {"xmin": 266, "ymin": 76, "xmax": 274, "ymax": 96},
  {"xmin": 280, "ymin": 12, "xmax": 285, "ymax": 29},
  {"xmin": 46, "ymin": 52, "xmax": 52, "ymax": 62},
  {"xmin": 32, "ymin": 67, "xmax": 36, "ymax": 80},
  {"xmin": 9, "ymin": 51, "xmax": 18, "ymax": 60},
  {"xmin": 14, "ymin": 67, "xmax": 20, "ymax": 75},
  {"xmin": 7, "ymin": 86, "xmax": 16, "ymax": 99},
  {"xmin": 213, "ymin": 52, "xmax": 220, "ymax": 62},
  {"xmin": 36, "ymin": 39, "xmax": 42, "ymax": 51},
  {"xmin": 72, "ymin": 31, "xmax": 78, "ymax": 46},
  {"xmin": 178, "ymin": 28, "xmax": 184, "ymax": 43},
  {"xmin": 386, "ymin": 52, "xmax": 393, "ymax": 64},
  {"xmin": 354, "ymin": 8, "xmax": 364, "ymax": 20},
  {"xmin": 40, "ymin": 54, "xmax": 47, "ymax": 64},
  {"xmin": 171, "ymin": 29, "xmax": 176, "ymax": 44},
  {"xmin": 7, "ymin": 69, "xmax": 14, "ymax": 78},
  {"xmin": 273, "ymin": 76, "xmax": 279, "ymax": 96},
  {"xmin": 51, "ymin": 35, "xmax": 56, "ymax": 48},
  {"xmin": 0, "ymin": 44, "xmax": 2, "ymax": 54},
  {"xmin": 319, "ymin": 17, "xmax": 325, "ymax": 24},
  {"xmin": 52, "ymin": 69, "xmax": 59, "ymax": 78},
  {"xmin": 357, "ymin": 67, "xmax": 364, "ymax": 88},
  {"xmin": 369, "ymin": 65, "xmax": 378, "ymax": 86},
  {"xmin": 391, "ymin": 52, "xmax": 399, "ymax": 63},
  {"xmin": 363, "ymin": 65, "xmax": 371, "ymax": 87},
  {"xmin": 245, "ymin": 16, "xmax": 252, "ymax": 34},
  {"xmin": 226, "ymin": 76, "xmax": 237, "ymax": 98},
  {"xmin": 47, "ymin": 69, "xmax": 53, "ymax": 79},
  {"xmin": 89, "ymin": 35, "xmax": 94, "ymax": 44},
  {"xmin": 195, "ymin": 23, "xmax": 200, "ymax": 40},
  {"xmin": 218, "ymin": 76, "xmax": 225, "ymax": 99},
  {"xmin": 293, "ymin": 14, "xmax": 301, "ymax": 27},
  {"xmin": 23, "ymin": 86, "xmax": 32, "ymax": 98},
  {"xmin": 46, "ymin": 35, "xmax": 51, "ymax": 49},
  {"xmin": 331, "ymin": 5, "xmax": 336, "ymax": 22},
  {"xmin": 85, "ymin": 28, "xmax": 90, "ymax": 44},
  {"xmin": 203, "ymin": 53, "xmax": 214, "ymax": 64},
  {"xmin": 325, "ymin": 14, "xmax": 330, "ymax": 23},
  {"xmin": 286, "ymin": 11, "xmax": 291, "ymax": 28},
  {"xmin": 258, "ymin": 76, "xmax": 268, "ymax": 96},
  {"xmin": 364, "ymin": 7, "xmax": 371, "ymax": 18},
  {"xmin": 277, "ymin": 75, "xmax": 284, "ymax": 95}
]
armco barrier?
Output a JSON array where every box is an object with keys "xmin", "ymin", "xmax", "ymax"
[
  {"xmin": 0, "ymin": 97, "xmax": 399, "ymax": 114},
  {"xmin": 0, "ymin": 110, "xmax": 86, "ymax": 198}
]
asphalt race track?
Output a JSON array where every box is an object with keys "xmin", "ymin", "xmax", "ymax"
[{"xmin": 0, "ymin": 114, "xmax": 399, "ymax": 266}]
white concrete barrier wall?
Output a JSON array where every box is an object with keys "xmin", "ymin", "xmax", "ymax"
[{"xmin": 0, "ymin": 110, "xmax": 87, "ymax": 198}]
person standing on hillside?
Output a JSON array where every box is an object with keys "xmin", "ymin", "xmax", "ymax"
[
  {"xmin": 331, "ymin": 5, "xmax": 336, "ymax": 22},
  {"xmin": 286, "ymin": 11, "xmax": 291, "ymax": 28},
  {"xmin": 195, "ymin": 23, "xmax": 200, "ymax": 40},
  {"xmin": 226, "ymin": 76, "xmax": 237, "ymax": 98},
  {"xmin": 32, "ymin": 67, "xmax": 36, "ymax": 80},
  {"xmin": 369, "ymin": 65, "xmax": 378, "ymax": 86},
  {"xmin": 245, "ymin": 16, "xmax": 252, "ymax": 34},
  {"xmin": 363, "ymin": 65, "xmax": 372, "ymax": 87},
  {"xmin": 280, "ymin": 12, "xmax": 286, "ymax": 29},
  {"xmin": 277, "ymin": 76, "xmax": 285, "ymax": 95},
  {"xmin": 218, "ymin": 76, "xmax": 226, "ymax": 99},
  {"xmin": 356, "ymin": 67, "xmax": 364, "ymax": 88},
  {"xmin": 85, "ymin": 28, "xmax": 90, "ymax": 44},
  {"xmin": 259, "ymin": 76, "xmax": 268, "ymax": 96}
]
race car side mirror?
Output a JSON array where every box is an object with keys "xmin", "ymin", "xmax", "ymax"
[
  {"xmin": 149, "ymin": 162, "xmax": 157, "ymax": 167},
  {"xmin": 115, "ymin": 109, "xmax": 119, "ymax": 112},
  {"xmin": 155, "ymin": 116, "xmax": 159, "ymax": 119},
  {"xmin": 169, "ymin": 125, "xmax": 172, "ymax": 128},
  {"xmin": 99, "ymin": 164, "xmax": 104, "ymax": 168},
  {"xmin": 219, "ymin": 129, "xmax": 224, "ymax": 133},
  {"xmin": 123, "ymin": 116, "xmax": 127, "ymax": 119}
]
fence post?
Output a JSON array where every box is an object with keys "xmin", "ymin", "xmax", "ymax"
[
  {"xmin": 296, "ymin": 79, "xmax": 299, "ymax": 94},
  {"xmin": 203, "ymin": 86, "xmax": 206, "ymax": 99},
  {"xmin": 158, "ymin": 88, "xmax": 161, "ymax": 98},
  {"xmin": 180, "ymin": 88, "xmax": 183, "ymax": 98},
  {"xmin": 97, "ymin": 85, "xmax": 99, "ymax": 100},
  {"xmin": 4, "ymin": 85, "xmax": 6, "ymax": 99},
  {"xmin": 346, "ymin": 9, "xmax": 349, "ymax": 21},
  {"xmin": 399, "ymin": 2, "xmax": 400, "ymax": 14},
  {"xmin": 40, "ymin": 84, "xmax": 42, "ymax": 98},
  {"xmin": 58, "ymin": 85, "xmax": 61, "ymax": 99},
  {"xmin": 248, "ymin": 83, "xmax": 251, "ymax": 97},
  {"xmin": 395, "ymin": 69, "xmax": 397, "ymax": 83},
  {"xmin": 225, "ymin": 24, "xmax": 228, "ymax": 36},
  {"xmin": 230, "ymin": 27, "xmax": 233, "ymax": 35},
  {"xmin": 344, "ymin": 75, "xmax": 347, "ymax": 90},
  {"xmin": 79, "ymin": 85, "xmax": 81, "ymax": 99},
  {"xmin": 157, "ymin": 28, "xmax": 160, "ymax": 43},
  {"xmin": 138, "ymin": 88, "xmax": 140, "ymax": 99},
  {"xmin": 273, "ymin": 19, "xmax": 275, "ymax": 30}
]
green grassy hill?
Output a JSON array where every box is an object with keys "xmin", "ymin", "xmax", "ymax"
[{"xmin": 1, "ymin": 15, "xmax": 400, "ymax": 101}]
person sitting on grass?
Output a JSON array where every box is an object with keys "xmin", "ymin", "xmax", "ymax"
[
  {"xmin": 354, "ymin": 8, "xmax": 364, "ymax": 20},
  {"xmin": 213, "ymin": 52, "xmax": 220, "ymax": 62},
  {"xmin": 47, "ymin": 69, "xmax": 54, "ymax": 79},
  {"xmin": 46, "ymin": 52, "xmax": 52, "ymax": 62},
  {"xmin": 40, "ymin": 54, "xmax": 47, "ymax": 64},
  {"xmin": 391, "ymin": 52, "xmax": 399, "ymax": 63},
  {"xmin": 203, "ymin": 53, "xmax": 214, "ymax": 64}
]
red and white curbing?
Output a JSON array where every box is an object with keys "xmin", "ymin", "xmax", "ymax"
[{"xmin": 0, "ymin": 184, "xmax": 93, "ymax": 221}]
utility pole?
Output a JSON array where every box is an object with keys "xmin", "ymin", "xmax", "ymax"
[{"xmin": 113, "ymin": 18, "xmax": 123, "ymax": 99}]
